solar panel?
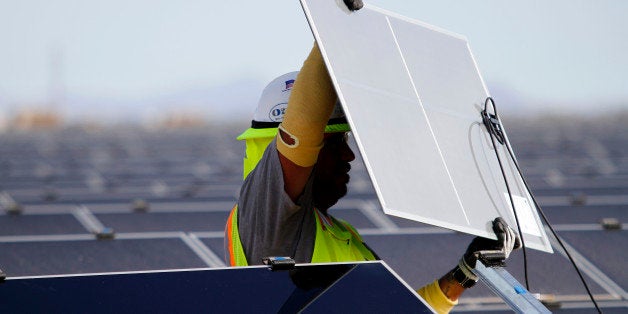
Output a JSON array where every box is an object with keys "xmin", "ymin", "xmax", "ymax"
[
  {"xmin": 0, "ymin": 239, "xmax": 208, "ymax": 277},
  {"xmin": 300, "ymin": 0, "xmax": 552, "ymax": 252},
  {"xmin": 559, "ymin": 231, "xmax": 628, "ymax": 293},
  {"xmin": 0, "ymin": 261, "xmax": 434, "ymax": 313}
]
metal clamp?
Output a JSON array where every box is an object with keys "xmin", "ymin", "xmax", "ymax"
[
  {"xmin": 478, "ymin": 249, "xmax": 507, "ymax": 268},
  {"xmin": 262, "ymin": 257, "xmax": 296, "ymax": 271}
]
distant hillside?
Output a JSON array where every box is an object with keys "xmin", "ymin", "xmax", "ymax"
[{"xmin": 56, "ymin": 79, "xmax": 265, "ymax": 125}]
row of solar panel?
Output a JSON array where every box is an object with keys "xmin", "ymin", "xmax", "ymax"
[
  {"xmin": 1, "ymin": 196, "xmax": 625, "ymax": 290},
  {"xmin": 1, "ymin": 124, "xmax": 626, "ymax": 312}
]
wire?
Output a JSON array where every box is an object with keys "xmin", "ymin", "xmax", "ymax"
[
  {"xmin": 500, "ymin": 129, "xmax": 603, "ymax": 314},
  {"xmin": 481, "ymin": 97, "xmax": 530, "ymax": 290},
  {"xmin": 482, "ymin": 97, "xmax": 602, "ymax": 313}
]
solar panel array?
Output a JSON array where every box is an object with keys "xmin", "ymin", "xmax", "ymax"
[{"xmin": 1, "ymin": 116, "xmax": 626, "ymax": 313}]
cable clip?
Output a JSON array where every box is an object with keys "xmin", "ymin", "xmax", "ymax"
[{"xmin": 481, "ymin": 97, "xmax": 506, "ymax": 145}]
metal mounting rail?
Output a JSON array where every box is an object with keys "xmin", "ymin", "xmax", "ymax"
[{"xmin": 474, "ymin": 263, "xmax": 551, "ymax": 313}]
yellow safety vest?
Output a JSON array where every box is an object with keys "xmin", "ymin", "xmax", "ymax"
[
  {"xmin": 226, "ymin": 205, "xmax": 456, "ymax": 313},
  {"xmin": 226, "ymin": 205, "xmax": 376, "ymax": 266}
]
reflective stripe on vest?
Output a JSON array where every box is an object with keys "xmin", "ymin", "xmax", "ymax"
[
  {"xmin": 225, "ymin": 205, "xmax": 375, "ymax": 266},
  {"xmin": 225, "ymin": 205, "xmax": 249, "ymax": 266}
]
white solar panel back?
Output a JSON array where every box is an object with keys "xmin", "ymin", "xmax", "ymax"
[{"xmin": 300, "ymin": 0, "xmax": 552, "ymax": 252}]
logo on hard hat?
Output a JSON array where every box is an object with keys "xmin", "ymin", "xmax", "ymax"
[
  {"xmin": 269, "ymin": 103, "xmax": 288, "ymax": 122},
  {"xmin": 283, "ymin": 79, "xmax": 295, "ymax": 92}
]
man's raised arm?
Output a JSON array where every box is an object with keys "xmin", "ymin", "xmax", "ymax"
[{"xmin": 276, "ymin": 43, "xmax": 337, "ymax": 201}]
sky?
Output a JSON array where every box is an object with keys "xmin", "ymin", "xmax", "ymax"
[{"xmin": 1, "ymin": 0, "xmax": 627, "ymax": 123}]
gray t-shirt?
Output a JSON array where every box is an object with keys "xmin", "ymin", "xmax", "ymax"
[{"xmin": 236, "ymin": 138, "xmax": 318, "ymax": 265}]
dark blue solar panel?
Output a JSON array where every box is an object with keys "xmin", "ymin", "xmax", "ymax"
[
  {"xmin": 559, "ymin": 230, "xmax": 628, "ymax": 291},
  {"xmin": 200, "ymin": 238, "xmax": 225, "ymax": 259},
  {"xmin": 96, "ymin": 212, "xmax": 229, "ymax": 232},
  {"xmin": 0, "ymin": 239, "xmax": 206, "ymax": 277},
  {"xmin": 541, "ymin": 205, "xmax": 628, "ymax": 224},
  {"xmin": 388, "ymin": 216, "xmax": 433, "ymax": 228},
  {"xmin": 0, "ymin": 262, "xmax": 432, "ymax": 313},
  {"xmin": 301, "ymin": 262, "xmax": 432, "ymax": 313},
  {"xmin": 0, "ymin": 214, "xmax": 85, "ymax": 235},
  {"xmin": 499, "ymin": 245, "xmax": 608, "ymax": 296},
  {"xmin": 328, "ymin": 208, "xmax": 378, "ymax": 229}
]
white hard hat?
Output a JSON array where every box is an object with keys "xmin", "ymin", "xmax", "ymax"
[{"xmin": 237, "ymin": 71, "xmax": 348, "ymax": 140}]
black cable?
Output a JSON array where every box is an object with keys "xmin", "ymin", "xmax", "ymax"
[
  {"xmin": 481, "ymin": 97, "xmax": 530, "ymax": 290},
  {"xmin": 500, "ymin": 129, "xmax": 603, "ymax": 314},
  {"xmin": 482, "ymin": 97, "xmax": 602, "ymax": 313}
]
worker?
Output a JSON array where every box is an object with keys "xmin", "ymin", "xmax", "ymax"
[{"xmin": 225, "ymin": 2, "xmax": 520, "ymax": 313}]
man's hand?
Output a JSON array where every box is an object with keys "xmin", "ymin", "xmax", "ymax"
[
  {"xmin": 343, "ymin": 0, "xmax": 364, "ymax": 11},
  {"xmin": 440, "ymin": 217, "xmax": 521, "ymax": 294},
  {"xmin": 463, "ymin": 217, "xmax": 522, "ymax": 268}
]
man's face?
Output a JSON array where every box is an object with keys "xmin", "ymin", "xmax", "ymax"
[{"xmin": 312, "ymin": 132, "xmax": 355, "ymax": 210}]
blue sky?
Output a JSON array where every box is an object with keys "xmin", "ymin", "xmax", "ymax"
[{"xmin": 1, "ymin": 0, "xmax": 627, "ymax": 122}]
